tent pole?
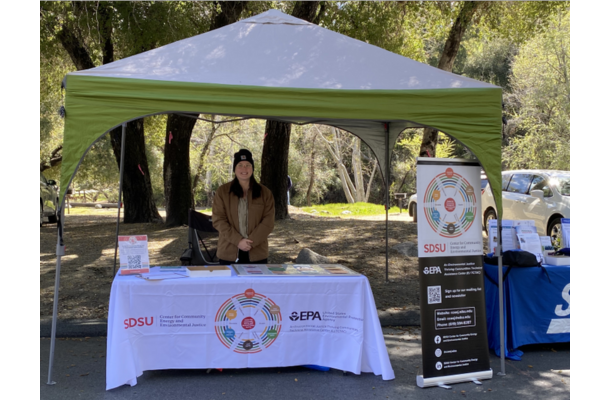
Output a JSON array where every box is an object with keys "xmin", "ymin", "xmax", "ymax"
[
  {"xmin": 497, "ymin": 214, "xmax": 506, "ymax": 375},
  {"xmin": 113, "ymin": 123, "xmax": 127, "ymax": 277},
  {"xmin": 385, "ymin": 123, "xmax": 390, "ymax": 283},
  {"xmin": 47, "ymin": 204, "xmax": 66, "ymax": 385}
]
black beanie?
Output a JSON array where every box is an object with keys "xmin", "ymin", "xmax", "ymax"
[{"xmin": 233, "ymin": 149, "xmax": 254, "ymax": 170}]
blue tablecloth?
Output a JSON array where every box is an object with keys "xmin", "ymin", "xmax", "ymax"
[{"xmin": 484, "ymin": 262, "xmax": 570, "ymax": 360}]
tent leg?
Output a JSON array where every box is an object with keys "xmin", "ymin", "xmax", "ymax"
[
  {"xmin": 384, "ymin": 123, "xmax": 390, "ymax": 283},
  {"xmin": 497, "ymin": 218, "xmax": 506, "ymax": 376},
  {"xmin": 113, "ymin": 123, "xmax": 127, "ymax": 277},
  {"xmin": 47, "ymin": 207, "xmax": 66, "ymax": 385}
]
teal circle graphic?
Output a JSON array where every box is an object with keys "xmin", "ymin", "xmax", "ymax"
[
  {"xmin": 422, "ymin": 169, "xmax": 477, "ymax": 238},
  {"xmin": 214, "ymin": 291, "xmax": 282, "ymax": 354}
]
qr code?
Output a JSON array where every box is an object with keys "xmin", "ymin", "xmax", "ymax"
[
  {"xmin": 427, "ymin": 286, "xmax": 442, "ymax": 304},
  {"xmin": 127, "ymin": 255, "xmax": 142, "ymax": 269}
]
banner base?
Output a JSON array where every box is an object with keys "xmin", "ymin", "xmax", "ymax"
[{"xmin": 416, "ymin": 369, "xmax": 493, "ymax": 388}]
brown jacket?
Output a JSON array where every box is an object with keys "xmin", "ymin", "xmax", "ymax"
[{"xmin": 212, "ymin": 181, "xmax": 275, "ymax": 262}]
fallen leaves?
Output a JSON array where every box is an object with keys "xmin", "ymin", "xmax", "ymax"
[{"xmin": 41, "ymin": 210, "xmax": 422, "ymax": 321}]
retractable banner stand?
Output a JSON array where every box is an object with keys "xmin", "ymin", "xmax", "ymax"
[{"xmin": 415, "ymin": 158, "xmax": 492, "ymax": 388}]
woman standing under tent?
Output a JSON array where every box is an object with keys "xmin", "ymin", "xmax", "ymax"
[{"xmin": 212, "ymin": 149, "xmax": 275, "ymax": 264}]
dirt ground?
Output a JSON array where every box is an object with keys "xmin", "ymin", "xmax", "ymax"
[{"xmin": 41, "ymin": 206, "xmax": 486, "ymax": 320}]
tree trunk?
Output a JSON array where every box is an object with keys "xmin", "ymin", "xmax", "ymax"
[
  {"xmin": 334, "ymin": 129, "xmax": 357, "ymax": 202},
  {"xmin": 163, "ymin": 114, "xmax": 197, "ymax": 227},
  {"xmin": 364, "ymin": 160, "xmax": 378, "ymax": 201},
  {"xmin": 419, "ymin": 1, "xmax": 483, "ymax": 157},
  {"xmin": 316, "ymin": 127, "xmax": 355, "ymax": 203},
  {"xmin": 40, "ymin": 145, "xmax": 63, "ymax": 172},
  {"xmin": 352, "ymin": 138, "xmax": 365, "ymax": 202},
  {"xmin": 191, "ymin": 119, "xmax": 220, "ymax": 195},
  {"xmin": 109, "ymin": 121, "xmax": 162, "ymax": 223},
  {"xmin": 419, "ymin": 128, "xmax": 440, "ymax": 157},
  {"xmin": 57, "ymin": 5, "xmax": 161, "ymax": 223},
  {"xmin": 162, "ymin": 1, "xmax": 248, "ymax": 225},
  {"xmin": 261, "ymin": 121, "xmax": 291, "ymax": 220},
  {"xmin": 261, "ymin": 2, "xmax": 323, "ymax": 219},
  {"xmin": 210, "ymin": 1, "xmax": 249, "ymax": 30},
  {"xmin": 291, "ymin": 1, "xmax": 322, "ymax": 22},
  {"xmin": 306, "ymin": 132, "xmax": 317, "ymax": 207},
  {"xmin": 205, "ymin": 143, "xmax": 216, "ymax": 207}
]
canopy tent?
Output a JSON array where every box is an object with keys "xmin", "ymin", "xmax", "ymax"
[
  {"xmin": 59, "ymin": 9, "xmax": 503, "ymax": 208},
  {"xmin": 48, "ymin": 9, "xmax": 507, "ymax": 383}
]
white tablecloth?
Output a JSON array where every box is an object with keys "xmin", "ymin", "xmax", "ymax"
[{"xmin": 106, "ymin": 267, "xmax": 395, "ymax": 389}]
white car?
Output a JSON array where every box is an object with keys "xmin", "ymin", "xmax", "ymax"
[
  {"xmin": 408, "ymin": 193, "xmax": 418, "ymax": 222},
  {"xmin": 481, "ymin": 170, "xmax": 570, "ymax": 242}
]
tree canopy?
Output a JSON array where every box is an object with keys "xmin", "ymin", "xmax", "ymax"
[{"xmin": 40, "ymin": 1, "xmax": 570, "ymax": 213}]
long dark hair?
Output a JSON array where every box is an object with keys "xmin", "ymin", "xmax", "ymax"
[{"xmin": 230, "ymin": 175, "xmax": 262, "ymax": 199}]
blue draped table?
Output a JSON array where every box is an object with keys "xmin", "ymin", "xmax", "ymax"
[{"xmin": 483, "ymin": 262, "xmax": 570, "ymax": 360}]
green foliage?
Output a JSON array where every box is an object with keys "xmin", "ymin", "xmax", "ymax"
[
  {"xmin": 503, "ymin": 10, "xmax": 570, "ymax": 170},
  {"xmin": 300, "ymin": 202, "xmax": 399, "ymax": 217},
  {"xmin": 478, "ymin": 1, "xmax": 570, "ymax": 45},
  {"xmin": 40, "ymin": 1, "xmax": 571, "ymax": 208},
  {"xmin": 288, "ymin": 125, "xmax": 337, "ymax": 206},
  {"xmin": 319, "ymin": 1, "xmax": 448, "ymax": 63},
  {"xmin": 458, "ymin": 35, "xmax": 517, "ymax": 90},
  {"xmin": 188, "ymin": 117, "xmax": 268, "ymax": 205},
  {"xmin": 73, "ymin": 135, "xmax": 120, "ymax": 201},
  {"xmin": 391, "ymin": 129, "xmax": 456, "ymax": 195},
  {"xmin": 40, "ymin": 14, "xmax": 71, "ymax": 174}
]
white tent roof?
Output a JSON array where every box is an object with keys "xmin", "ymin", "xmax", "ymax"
[
  {"xmin": 70, "ymin": 9, "xmax": 494, "ymax": 91},
  {"xmin": 61, "ymin": 9, "xmax": 502, "ymax": 212}
]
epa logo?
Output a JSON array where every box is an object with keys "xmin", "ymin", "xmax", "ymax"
[
  {"xmin": 289, "ymin": 311, "xmax": 322, "ymax": 321},
  {"xmin": 423, "ymin": 266, "xmax": 442, "ymax": 275}
]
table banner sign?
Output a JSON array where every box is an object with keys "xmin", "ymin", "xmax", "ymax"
[
  {"xmin": 118, "ymin": 235, "xmax": 150, "ymax": 275},
  {"xmin": 415, "ymin": 158, "xmax": 492, "ymax": 388},
  {"xmin": 484, "ymin": 263, "xmax": 570, "ymax": 360},
  {"xmin": 106, "ymin": 274, "xmax": 395, "ymax": 389}
]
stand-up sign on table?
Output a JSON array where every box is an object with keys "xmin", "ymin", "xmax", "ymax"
[{"xmin": 118, "ymin": 235, "xmax": 150, "ymax": 275}]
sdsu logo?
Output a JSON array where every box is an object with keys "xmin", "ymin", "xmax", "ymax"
[
  {"xmin": 423, "ymin": 266, "xmax": 442, "ymax": 275},
  {"xmin": 289, "ymin": 311, "xmax": 322, "ymax": 321},
  {"xmin": 424, "ymin": 244, "xmax": 446, "ymax": 253},
  {"xmin": 124, "ymin": 316, "xmax": 154, "ymax": 329}
]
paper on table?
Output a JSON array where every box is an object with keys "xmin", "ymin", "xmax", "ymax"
[
  {"xmin": 500, "ymin": 222, "xmax": 516, "ymax": 250},
  {"xmin": 516, "ymin": 233, "xmax": 544, "ymax": 263},
  {"xmin": 540, "ymin": 236, "xmax": 554, "ymax": 250},
  {"xmin": 237, "ymin": 265, "xmax": 266, "ymax": 275},
  {"xmin": 145, "ymin": 266, "xmax": 186, "ymax": 274},
  {"xmin": 138, "ymin": 272, "xmax": 188, "ymax": 281},
  {"xmin": 506, "ymin": 220, "xmax": 533, "ymax": 250},
  {"xmin": 515, "ymin": 225, "xmax": 537, "ymax": 235},
  {"xmin": 488, "ymin": 219, "xmax": 498, "ymax": 254}
]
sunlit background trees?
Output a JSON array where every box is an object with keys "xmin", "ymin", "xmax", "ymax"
[{"xmin": 40, "ymin": 1, "xmax": 570, "ymax": 220}]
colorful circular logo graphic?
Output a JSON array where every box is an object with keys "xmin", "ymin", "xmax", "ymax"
[
  {"xmin": 423, "ymin": 168, "xmax": 477, "ymax": 238},
  {"xmin": 215, "ymin": 289, "xmax": 282, "ymax": 354}
]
